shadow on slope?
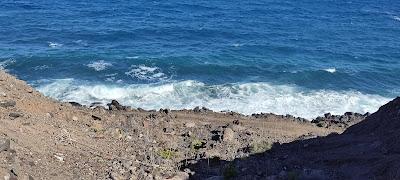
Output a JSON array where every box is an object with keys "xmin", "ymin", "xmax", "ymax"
[{"xmin": 183, "ymin": 97, "xmax": 400, "ymax": 180}]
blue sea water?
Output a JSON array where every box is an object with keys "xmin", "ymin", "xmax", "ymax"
[{"xmin": 0, "ymin": 0, "xmax": 399, "ymax": 118}]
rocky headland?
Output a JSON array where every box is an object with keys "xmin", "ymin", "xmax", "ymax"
[{"xmin": 0, "ymin": 70, "xmax": 397, "ymax": 180}]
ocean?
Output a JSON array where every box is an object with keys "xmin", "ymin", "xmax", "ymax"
[{"xmin": 0, "ymin": 0, "xmax": 399, "ymax": 119}]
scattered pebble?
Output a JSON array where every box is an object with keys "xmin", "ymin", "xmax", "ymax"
[{"xmin": 54, "ymin": 153, "xmax": 65, "ymax": 162}]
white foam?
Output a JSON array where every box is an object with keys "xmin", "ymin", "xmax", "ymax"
[
  {"xmin": 0, "ymin": 59, "xmax": 16, "ymax": 70},
  {"xmin": 324, "ymin": 68, "xmax": 336, "ymax": 73},
  {"xmin": 104, "ymin": 73, "xmax": 122, "ymax": 82},
  {"xmin": 393, "ymin": 16, "xmax": 400, "ymax": 21},
  {"xmin": 232, "ymin": 43, "xmax": 243, "ymax": 47},
  {"xmin": 125, "ymin": 65, "xmax": 167, "ymax": 81},
  {"xmin": 36, "ymin": 79, "xmax": 391, "ymax": 119},
  {"xmin": 74, "ymin": 40, "xmax": 88, "ymax": 46},
  {"xmin": 48, "ymin": 42, "xmax": 63, "ymax": 48},
  {"xmin": 33, "ymin": 65, "xmax": 49, "ymax": 71},
  {"xmin": 126, "ymin": 56, "xmax": 140, "ymax": 59},
  {"xmin": 87, "ymin": 60, "xmax": 112, "ymax": 71}
]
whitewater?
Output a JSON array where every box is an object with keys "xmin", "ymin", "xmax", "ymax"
[{"xmin": 37, "ymin": 79, "xmax": 389, "ymax": 119}]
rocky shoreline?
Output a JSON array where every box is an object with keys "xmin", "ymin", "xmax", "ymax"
[
  {"xmin": 70, "ymin": 99, "xmax": 369, "ymax": 132},
  {"xmin": 0, "ymin": 70, "xmax": 398, "ymax": 179}
]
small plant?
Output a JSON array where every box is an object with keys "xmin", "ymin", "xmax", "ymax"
[
  {"xmin": 223, "ymin": 163, "xmax": 237, "ymax": 180},
  {"xmin": 191, "ymin": 138, "xmax": 206, "ymax": 150},
  {"xmin": 158, "ymin": 149, "xmax": 175, "ymax": 159},
  {"xmin": 90, "ymin": 123, "xmax": 105, "ymax": 133},
  {"xmin": 250, "ymin": 141, "xmax": 272, "ymax": 154}
]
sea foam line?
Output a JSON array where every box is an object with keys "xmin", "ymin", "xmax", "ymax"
[
  {"xmin": 36, "ymin": 79, "xmax": 391, "ymax": 119},
  {"xmin": 0, "ymin": 59, "xmax": 16, "ymax": 71}
]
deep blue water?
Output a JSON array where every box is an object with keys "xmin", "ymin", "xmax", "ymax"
[{"xmin": 0, "ymin": 0, "xmax": 399, "ymax": 118}]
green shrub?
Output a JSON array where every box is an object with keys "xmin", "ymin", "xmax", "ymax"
[
  {"xmin": 191, "ymin": 139, "xmax": 205, "ymax": 150},
  {"xmin": 250, "ymin": 141, "xmax": 272, "ymax": 154},
  {"xmin": 158, "ymin": 149, "xmax": 175, "ymax": 159}
]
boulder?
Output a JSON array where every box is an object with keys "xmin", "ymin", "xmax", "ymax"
[
  {"xmin": 69, "ymin": 102, "xmax": 82, "ymax": 107},
  {"xmin": 91, "ymin": 115, "xmax": 101, "ymax": 121},
  {"xmin": 193, "ymin": 106, "xmax": 201, "ymax": 113},
  {"xmin": 160, "ymin": 108, "xmax": 170, "ymax": 114},
  {"xmin": 9, "ymin": 112, "xmax": 22, "ymax": 119},
  {"xmin": 108, "ymin": 100, "xmax": 126, "ymax": 111}
]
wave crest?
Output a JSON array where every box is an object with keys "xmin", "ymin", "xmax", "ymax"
[
  {"xmin": 323, "ymin": 68, "xmax": 336, "ymax": 73},
  {"xmin": 87, "ymin": 60, "xmax": 112, "ymax": 71},
  {"xmin": 125, "ymin": 65, "xmax": 167, "ymax": 81}
]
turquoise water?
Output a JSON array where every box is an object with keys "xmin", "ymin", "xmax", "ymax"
[{"xmin": 0, "ymin": 0, "xmax": 399, "ymax": 118}]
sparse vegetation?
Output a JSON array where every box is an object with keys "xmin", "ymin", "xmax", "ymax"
[
  {"xmin": 250, "ymin": 140, "xmax": 272, "ymax": 154},
  {"xmin": 90, "ymin": 123, "xmax": 105, "ymax": 133},
  {"xmin": 191, "ymin": 138, "xmax": 206, "ymax": 150},
  {"xmin": 158, "ymin": 149, "xmax": 176, "ymax": 159}
]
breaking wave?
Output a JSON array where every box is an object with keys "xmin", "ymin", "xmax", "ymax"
[
  {"xmin": 125, "ymin": 65, "xmax": 168, "ymax": 81},
  {"xmin": 0, "ymin": 59, "xmax": 16, "ymax": 70},
  {"xmin": 323, "ymin": 68, "xmax": 336, "ymax": 73},
  {"xmin": 36, "ymin": 79, "xmax": 391, "ymax": 119},
  {"xmin": 87, "ymin": 60, "xmax": 112, "ymax": 71},
  {"xmin": 48, "ymin": 42, "xmax": 63, "ymax": 48}
]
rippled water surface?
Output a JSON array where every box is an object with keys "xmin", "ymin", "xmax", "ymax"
[{"xmin": 1, "ymin": 0, "xmax": 399, "ymax": 118}]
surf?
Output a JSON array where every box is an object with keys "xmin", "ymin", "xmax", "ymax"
[{"xmin": 36, "ymin": 79, "xmax": 390, "ymax": 119}]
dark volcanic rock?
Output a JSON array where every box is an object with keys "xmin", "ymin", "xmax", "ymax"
[
  {"xmin": 160, "ymin": 108, "xmax": 170, "ymax": 114},
  {"xmin": 91, "ymin": 115, "xmax": 102, "ymax": 121},
  {"xmin": 193, "ymin": 106, "xmax": 211, "ymax": 113},
  {"xmin": 311, "ymin": 111, "xmax": 368, "ymax": 128},
  {"xmin": 69, "ymin": 102, "xmax": 83, "ymax": 107},
  {"xmin": 108, "ymin": 100, "xmax": 127, "ymax": 111},
  {"xmin": 251, "ymin": 112, "xmax": 308, "ymax": 123},
  {"xmin": 9, "ymin": 112, "xmax": 23, "ymax": 119},
  {"xmin": 346, "ymin": 97, "xmax": 400, "ymax": 136},
  {"xmin": 89, "ymin": 102, "xmax": 103, "ymax": 108},
  {"xmin": 0, "ymin": 100, "xmax": 16, "ymax": 108}
]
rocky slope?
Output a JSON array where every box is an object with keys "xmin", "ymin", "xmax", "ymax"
[
  {"xmin": 0, "ymin": 70, "xmax": 385, "ymax": 180},
  {"xmin": 186, "ymin": 98, "xmax": 400, "ymax": 180}
]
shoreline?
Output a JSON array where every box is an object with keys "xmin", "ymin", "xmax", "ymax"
[
  {"xmin": 69, "ymin": 99, "xmax": 369, "ymax": 129},
  {"xmin": 34, "ymin": 77, "xmax": 389, "ymax": 120},
  {"xmin": 0, "ymin": 70, "xmax": 397, "ymax": 179}
]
